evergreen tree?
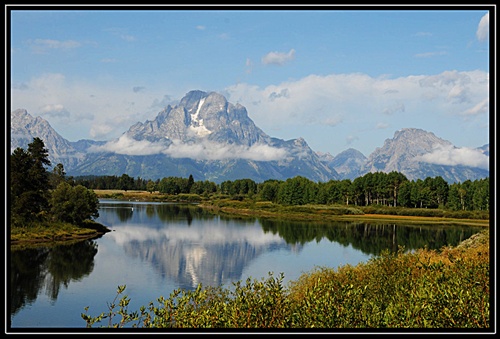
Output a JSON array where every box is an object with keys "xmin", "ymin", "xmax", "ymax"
[
  {"xmin": 10, "ymin": 138, "xmax": 51, "ymax": 224},
  {"xmin": 49, "ymin": 163, "xmax": 67, "ymax": 189},
  {"xmin": 11, "ymin": 147, "xmax": 35, "ymax": 223},
  {"xmin": 187, "ymin": 174, "xmax": 195, "ymax": 193},
  {"xmin": 118, "ymin": 174, "xmax": 135, "ymax": 191}
]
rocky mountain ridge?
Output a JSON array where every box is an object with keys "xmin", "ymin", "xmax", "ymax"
[{"xmin": 9, "ymin": 90, "xmax": 489, "ymax": 183}]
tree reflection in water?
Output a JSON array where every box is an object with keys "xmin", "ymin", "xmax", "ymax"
[
  {"xmin": 10, "ymin": 239, "xmax": 99, "ymax": 316},
  {"xmin": 260, "ymin": 219, "xmax": 481, "ymax": 256}
]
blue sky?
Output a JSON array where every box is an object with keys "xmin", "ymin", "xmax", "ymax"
[{"xmin": 8, "ymin": 5, "xmax": 491, "ymax": 163}]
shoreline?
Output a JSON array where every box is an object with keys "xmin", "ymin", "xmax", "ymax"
[
  {"xmin": 93, "ymin": 190, "xmax": 489, "ymax": 227},
  {"xmin": 200, "ymin": 204, "xmax": 490, "ymax": 227},
  {"xmin": 9, "ymin": 221, "xmax": 112, "ymax": 250},
  {"xmin": 10, "ymin": 190, "xmax": 488, "ymax": 249}
]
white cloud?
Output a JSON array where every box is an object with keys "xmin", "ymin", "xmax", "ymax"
[
  {"xmin": 40, "ymin": 103, "xmax": 65, "ymax": 113},
  {"xmin": 476, "ymin": 13, "xmax": 489, "ymax": 42},
  {"xmin": 416, "ymin": 144, "xmax": 489, "ymax": 170},
  {"xmin": 245, "ymin": 58, "xmax": 253, "ymax": 74},
  {"xmin": 323, "ymin": 116, "xmax": 343, "ymax": 126},
  {"xmin": 89, "ymin": 134, "xmax": 166, "ymax": 155},
  {"xmin": 418, "ymin": 70, "xmax": 471, "ymax": 88},
  {"xmin": 10, "ymin": 72, "xmax": 172, "ymax": 141},
  {"xmin": 268, "ymin": 88, "xmax": 290, "ymax": 101},
  {"xmin": 39, "ymin": 104, "xmax": 70, "ymax": 119},
  {"xmin": 30, "ymin": 39, "xmax": 81, "ymax": 53},
  {"xmin": 120, "ymin": 34, "xmax": 136, "ymax": 42},
  {"xmin": 382, "ymin": 103, "xmax": 405, "ymax": 115},
  {"xmin": 133, "ymin": 86, "xmax": 146, "ymax": 93},
  {"xmin": 414, "ymin": 51, "xmax": 447, "ymax": 58},
  {"xmin": 218, "ymin": 33, "xmax": 230, "ymax": 40},
  {"xmin": 90, "ymin": 124, "xmax": 115, "ymax": 139},
  {"xmin": 225, "ymin": 70, "xmax": 488, "ymax": 154},
  {"xmin": 226, "ymin": 70, "xmax": 487, "ymax": 128},
  {"xmin": 104, "ymin": 27, "xmax": 137, "ymax": 42},
  {"xmin": 261, "ymin": 49, "xmax": 295, "ymax": 65},
  {"xmin": 164, "ymin": 140, "xmax": 288, "ymax": 161},
  {"xmin": 11, "ymin": 69, "xmax": 488, "ymax": 155},
  {"xmin": 345, "ymin": 135, "xmax": 359, "ymax": 145},
  {"xmin": 90, "ymin": 135, "xmax": 288, "ymax": 161},
  {"xmin": 460, "ymin": 98, "xmax": 489, "ymax": 116}
]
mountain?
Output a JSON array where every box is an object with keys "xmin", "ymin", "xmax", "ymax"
[
  {"xmin": 478, "ymin": 143, "xmax": 489, "ymax": 156},
  {"xmin": 359, "ymin": 128, "xmax": 489, "ymax": 183},
  {"xmin": 75, "ymin": 90, "xmax": 340, "ymax": 183},
  {"xmin": 9, "ymin": 91, "xmax": 338, "ymax": 183},
  {"xmin": 127, "ymin": 90, "xmax": 271, "ymax": 146},
  {"xmin": 318, "ymin": 148, "xmax": 367, "ymax": 180},
  {"xmin": 10, "ymin": 109, "xmax": 95, "ymax": 170},
  {"xmin": 9, "ymin": 92, "xmax": 489, "ymax": 184}
]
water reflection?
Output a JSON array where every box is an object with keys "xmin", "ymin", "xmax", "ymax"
[
  {"xmin": 10, "ymin": 240, "xmax": 98, "ymax": 316},
  {"xmin": 260, "ymin": 220, "xmax": 478, "ymax": 255},
  {"xmin": 98, "ymin": 201, "xmax": 481, "ymax": 289},
  {"xmin": 104, "ymin": 215, "xmax": 293, "ymax": 290},
  {"xmin": 9, "ymin": 201, "xmax": 484, "ymax": 327}
]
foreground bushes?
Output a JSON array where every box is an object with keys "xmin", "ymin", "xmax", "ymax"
[{"xmin": 82, "ymin": 230, "xmax": 489, "ymax": 329}]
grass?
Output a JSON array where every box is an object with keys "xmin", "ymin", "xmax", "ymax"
[
  {"xmin": 95, "ymin": 190, "xmax": 203, "ymax": 202},
  {"xmin": 10, "ymin": 220, "xmax": 111, "ymax": 251}
]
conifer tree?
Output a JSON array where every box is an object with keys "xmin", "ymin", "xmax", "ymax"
[{"xmin": 10, "ymin": 137, "xmax": 51, "ymax": 224}]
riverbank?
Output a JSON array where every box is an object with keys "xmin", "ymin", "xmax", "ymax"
[
  {"xmin": 92, "ymin": 189, "xmax": 490, "ymax": 227},
  {"xmin": 82, "ymin": 226, "xmax": 490, "ymax": 329},
  {"xmin": 10, "ymin": 220, "xmax": 111, "ymax": 250},
  {"xmin": 200, "ymin": 202, "xmax": 490, "ymax": 227},
  {"xmin": 11, "ymin": 189, "xmax": 487, "ymax": 249}
]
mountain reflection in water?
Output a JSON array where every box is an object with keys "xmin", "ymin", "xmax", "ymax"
[
  {"xmin": 110, "ymin": 222, "xmax": 291, "ymax": 289},
  {"xmin": 9, "ymin": 200, "xmax": 484, "ymax": 328},
  {"xmin": 98, "ymin": 200, "xmax": 481, "ymax": 290}
]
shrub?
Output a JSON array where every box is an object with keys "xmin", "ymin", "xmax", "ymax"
[{"xmin": 82, "ymin": 230, "xmax": 490, "ymax": 329}]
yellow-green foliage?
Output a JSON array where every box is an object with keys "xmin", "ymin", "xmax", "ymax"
[
  {"xmin": 82, "ymin": 230, "xmax": 489, "ymax": 329},
  {"xmin": 287, "ymin": 229, "xmax": 490, "ymax": 328}
]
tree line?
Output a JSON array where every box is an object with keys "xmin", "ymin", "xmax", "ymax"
[
  {"xmin": 74, "ymin": 170, "xmax": 490, "ymax": 212},
  {"xmin": 10, "ymin": 138, "xmax": 99, "ymax": 228},
  {"xmin": 10, "ymin": 137, "xmax": 488, "ymax": 223}
]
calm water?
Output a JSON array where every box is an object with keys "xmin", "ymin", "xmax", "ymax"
[{"xmin": 9, "ymin": 200, "xmax": 483, "ymax": 329}]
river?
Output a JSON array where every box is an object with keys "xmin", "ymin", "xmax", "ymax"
[{"xmin": 8, "ymin": 199, "xmax": 483, "ymax": 330}]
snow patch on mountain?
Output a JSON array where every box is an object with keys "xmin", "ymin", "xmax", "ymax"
[{"xmin": 189, "ymin": 97, "xmax": 212, "ymax": 137}]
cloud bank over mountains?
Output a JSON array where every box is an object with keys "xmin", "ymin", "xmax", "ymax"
[
  {"xmin": 416, "ymin": 144, "xmax": 489, "ymax": 170},
  {"xmin": 89, "ymin": 134, "xmax": 289, "ymax": 162},
  {"xmin": 11, "ymin": 67, "xmax": 488, "ymax": 157}
]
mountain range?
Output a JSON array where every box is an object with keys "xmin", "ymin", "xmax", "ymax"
[{"xmin": 10, "ymin": 90, "xmax": 489, "ymax": 184}]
